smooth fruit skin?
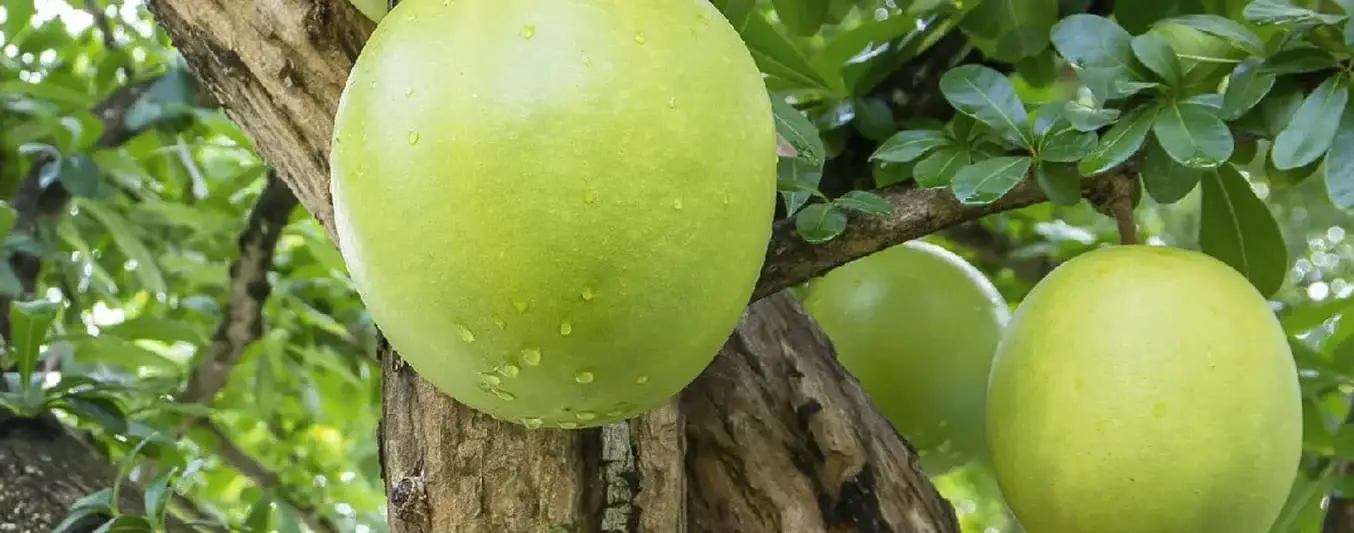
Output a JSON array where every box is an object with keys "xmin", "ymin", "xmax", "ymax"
[
  {"xmin": 986, "ymin": 245, "xmax": 1302, "ymax": 533},
  {"xmin": 800, "ymin": 241, "xmax": 1010, "ymax": 475},
  {"xmin": 329, "ymin": 0, "xmax": 776, "ymax": 429}
]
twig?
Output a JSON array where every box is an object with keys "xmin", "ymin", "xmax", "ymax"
[
  {"xmin": 1086, "ymin": 169, "xmax": 1141, "ymax": 246},
  {"xmin": 84, "ymin": 0, "xmax": 120, "ymax": 58}
]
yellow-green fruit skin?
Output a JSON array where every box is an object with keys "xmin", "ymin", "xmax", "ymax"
[
  {"xmin": 987, "ymin": 245, "xmax": 1301, "ymax": 533},
  {"xmin": 800, "ymin": 241, "xmax": 1009, "ymax": 475},
  {"xmin": 347, "ymin": 0, "xmax": 388, "ymax": 21},
  {"xmin": 329, "ymin": 0, "xmax": 776, "ymax": 429}
]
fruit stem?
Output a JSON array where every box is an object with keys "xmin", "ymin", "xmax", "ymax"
[{"xmin": 1110, "ymin": 198, "xmax": 1138, "ymax": 246}]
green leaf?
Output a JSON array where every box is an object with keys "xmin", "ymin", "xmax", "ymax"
[
  {"xmin": 1141, "ymin": 140, "xmax": 1204, "ymax": 203},
  {"xmin": 871, "ymin": 130, "xmax": 952, "ymax": 163},
  {"xmin": 1262, "ymin": 46, "xmax": 1341, "ymax": 74},
  {"xmin": 1062, "ymin": 101, "xmax": 1121, "ymax": 131},
  {"xmin": 1199, "ymin": 165, "xmax": 1288, "ymax": 298},
  {"xmin": 92, "ymin": 515, "xmax": 155, "ymax": 533},
  {"xmin": 1221, "ymin": 60, "xmax": 1276, "ymax": 121},
  {"xmin": 0, "ymin": 202, "xmax": 17, "ymax": 239},
  {"xmin": 913, "ymin": 148, "xmax": 972, "ymax": 188},
  {"xmin": 738, "ymin": 12, "xmax": 836, "ymax": 91},
  {"xmin": 1159, "ymin": 15, "xmax": 1266, "ymax": 56},
  {"xmin": 77, "ymin": 201, "xmax": 167, "ymax": 294},
  {"xmin": 11, "ymin": 300, "xmax": 58, "ymax": 389},
  {"xmin": 1324, "ymin": 104, "xmax": 1354, "ymax": 210},
  {"xmin": 144, "ymin": 466, "xmax": 179, "ymax": 524},
  {"xmin": 1131, "ymin": 34, "xmax": 1183, "ymax": 87},
  {"xmin": 777, "ymin": 157, "xmax": 823, "ymax": 214},
  {"xmin": 710, "ymin": 0, "xmax": 756, "ymax": 27},
  {"xmin": 833, "ymin": 191, "xmax": 893, "ymax": 216},
  {"xmin": 771, "ymin": 98, "xmax": 826, "ymax": 165},
  {"xmin": 1272, "ymin": 75, "xmax": 1349, "ymax": 170},
  {"xmin": 794, "ymin": 204, "xmax": 848, "ymax": 243},
  {"xmin": 62, "ymin": 396, "xmax": 129, "ymax": 434},
  {"xmin": 810, "ymin": 9, "xmax": 918, "ymax": 93},
  {"xmin": 52, "ymin": 488, "xmax": 114, "ymax": 533},
  {"xmin": 961, "ymin": 0, "xmax": 1059, "ymax": 63},
  {"xmin": 1268, "ymin": 464, "xmax": 1340, "ymax": 533},
  {"xmin": 0, "ymin": 261, "xmax": 22, "ymax": 299},
  {"xmin": 58, "ymin": 154, "xmax": 104, "ymax": 198},
  {"xmin": 852, "ymin": 98, "xmax": 898, "ymax": 141},
  {"xmin": 1040, "ymin": 127, "xmax": 1098, "ymax": 162},
  {"xmin": 4, "ymin": 0, "xmax": 34, "ymax": 41},
  {"xmin": 1078, "ymin": 106, "xmax": 1158, "ymax": 176},
  {"xmin": 1050, "ymin": 14, "xmax": 1144, "ymax": 102},
  {"xmin": 1262, "ymin": 80, "xmax": 1307, "ymax": 137},
  {"xmin": 245, "ymin": 498, "xmax": 274, "ymax": 532},
  {"xmin": 1035, "ymin": 162, "xmax": 1083, "ymax": 206},
  {"xmin": 1152, "ymin": 102, "xmax": 1234, "ymax": 169},
  {"xmin": 952, "ymin": 156, "xmax": 1034, "ymax": 205},
  {"xmin": 1266, "ymin": 147, "xmax": 1323, "ymax": 187},
  {"xmin": 1244, "ymin": 0, "xmax": 1346, "ymax": 25},
  {"xmin": 772, "ymin": 0, "xmax": 828, "ymax": 36},
  {"xmin": 939, "ymin": 65, "xmax": 1033, "ymax": 148}
]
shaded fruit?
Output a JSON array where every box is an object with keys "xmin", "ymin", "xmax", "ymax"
[
  {"xmin": 330, "ymin": 0, "xmax": 777, "ymax": 429},
  {"xmin": 800, "ymin": 241, "xmax": 1010, "ymax": 475},
  {"xmin": 987, "ymin": 245, "xmax": 1301, "ymax": 533}
]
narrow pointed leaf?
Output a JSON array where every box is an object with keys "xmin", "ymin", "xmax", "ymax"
[
  {"xmin": 1325, "ymin": 104, "xmax": 1354, "ymax": 210},
  {"xmin": 1131, "ymin": 34, "xmax": 1183, "ymax": 86},
  {"xmin": 1078, "ymin": 106, "xmax": 1157, "ymax": 176},
  {"xmin": 1273, "ymin": 75, "xmax": 1349, "ymax": 170},
  {"xmin": 940, "ymin": 65, "xmax": 1033, "ymax": 148},
  {"xmin": 1141, "ymin": 139, "xmax": 1203, "ymax": 203},
  {"xmin": 871, "ymin": 130, "xmax": 952, "ymax": 162},
  {"xmin": 1199, "ymin": 165, "xmax": 1288, "ymax": 298},
  {"xmin": 1035, "ymin": 162, "xmax": 1083, "ymax": 205},
  {"xmin": 1244, "ymin": 0, "xmax": 1346, "ymax": 25},
  {"xmin": 1222, "ymin": 60, "xmax": 1277, "ymax": 121},
  {"xmin": 914, "ymin": 148, "xmax": 971, "ymax": 188},
  {"xmin": 772, "ymin": 98, "xmax": 825, "ymax": 165},
  {"xmin": 11, "ymin": 300, "xmax": 58, "ymax": 389},
  {"xmin": 1160, "ymin": 15, "xmax": 1265, "ymax": 56},
  {"xmin": 952, "ymin": 156, "xmax": 1034, "ymax": 205},
  {"xmin": 1152, "ymin": 102, "xmax": 1234, "ymax": 168}
]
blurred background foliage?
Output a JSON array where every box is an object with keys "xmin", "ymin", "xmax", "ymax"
[{"xmin": 1, "ymin": 0, "xmax": 1352, "ymax": 531}]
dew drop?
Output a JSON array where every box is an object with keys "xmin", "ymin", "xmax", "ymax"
[
  {"xmin": 667, "ymin": 97, "xmax": 678, "ymax": 109},
  {"xmin": 492, "ymin": 314, "xmax": 506, "ymax": 329},
  {"xmin": 583, "ymin": 55, "xmax": 593, "ymax": 67},
  {"xmin": 522, "ymin": 418, "xmax": 543, "ymax": 429},
  {"xmin": 405, "ymin": 87, "xmax": 414, "ymax": 97},
  {"xmin": 560, "ymin": 421, "xmax": 579, "ymax": 429},
  {"xmin": 575, "ymin": 371, "xmax": 595, "ymax": 384},
  {"xmin": 471, "ymin": 92, "xmax": 480, "ymax": 99},
  {"xmin": 458, "ymin": 325, "xmax": 476, "ymax": 343},
  {"xmin": 634, "ymin": 34, "xmax": 647, "ymax": 45},
  {"xmin": 575, "ymin": 411, "xmax": 597, "ymax": 421},
  {"xmin": 513, "ymin": 299, "xmax": 530, "ymax": 313},
  {"xmin": 443, "ymin": 0, "xmax": 451, "ymax": 5},
  {"xmin": 499, "ymin": 364, "xmax": 520, "ymax": 378},
  {"xmin": 672, "ymin": 198, "xmax": 683, "ymax": 210},
  {"xmin": 521, "ymin": 348, "xmax": 542, "ymax": 366},
  {"xmin": 559, "ymin": 321, "xmax": 573, "ymax": 336},
  {"xmin": 407, "ymin": 131, "xmax": 420, "ymax": 145},
  {"xmin": 521, "ymin": 25, "xmax": 536, "ymax": 39},
  {"xmin": 722, "ymin": 194, "xmax": 731, "ymax": 206},
  {"xmin": 479, "ymin": 372, "xmax": 502, "ymax": 387},
  {"xmin": 584, "ymin": 189, "xmax": 596, "ymax": 204},
  {"xmin": 635, "ymin": 376, "xmax": 649, "ymax": 384},
  {"xmin": 492, "ymin": 389, "xmax": 516, "ymax": 401},
  {"xmin": 581, "ymin": 286, "xmax": 595, "ymax": 301}
]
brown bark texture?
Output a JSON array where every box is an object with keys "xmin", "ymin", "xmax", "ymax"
[{"xmin": 140, "ymin": 0, "xmax": 1040, "ymax": 531}]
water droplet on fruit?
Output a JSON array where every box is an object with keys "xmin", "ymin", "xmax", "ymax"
[
  {"xmin": 559, "ymin": 321, "xmax": 573, "ymax": 336},
  {"xmin": 697, "ymin": 12, "xmax": 708, "ymax": 23},
  {"xmin": 523, "ymin": 418, "xmax": 543, "ymax": 429},
  {"xmin": 492, "ymin": 314, "xmax": 505, "ymax": 329},
  {"xmin": 405, "ymin": 88, "xmax": 414, "ymax": 97},
  {"xmin": 442, "ymin": 0, "xmax": 450, "ymax": 5},
  {"xmin": 575, "ymin": 371, "xmax": 594, "ymax": 384},
  {"xmin": 479, "ymin": 372, "xmax": 502, "ymax": 387},
  {"xmin": 634, "ymin": 34, "xmax": 647, "ymax": 45},
  {"xmin": 668, "ymin": 97, "xmax": 678, "ymax": 109},
  {"xmin": 722, "ymin": 194, "xmax": 731, "ymax": 206},
  {"xmin": 521, "ymin": 25, "xmax": 536, "ymax": 39},
  {"xmin": 672, "ymin": 198, "xmax": 683, "ymax": 210},
  {"xmin": 521, "ymin": 348, "xmax": 542, "ymax": 366},
  {"xmin": 607, "ymin": 409, "xmax": 626, "ymax": 417},
  {"xmin": 560, "ymin": 421, "xmax": 579, "ymax": 429},
  {"xmin": 575, "ymin": 411, "xmax": 597, "ymax": 421},
  {"xmin": 513, "ymin": 299, "xmax": 530, "ymax": 313},
  {"xmin": 582, "ymin": 55, "xmax": 593, "ymax": 67},
  {"xmin": 581, "ymin": 287, "xmax": 594, "ymax": 301},
  {"xmin": 492, "ymin": 389, "xmax": 516, "ymax": 401},
  {"xmin": 635, "ymin": 376, "xmax": 649, "ymax": 384},
  {"xmin": 458, "ymin": 325, "xmax": 476, "ymax": 343},
  {"xmin": 408, "ymin": 131, "xmax": 420, "ymax": 145},
  {"xmin": 584, "ymin": 189, "xmax": 596, "ymax": 204},
  {"xmin": 499, "ymin": 364, "xmax": 520, "ymax": 378}
]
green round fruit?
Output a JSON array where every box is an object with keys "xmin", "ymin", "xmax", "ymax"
[
  {"xmin": 347, "ymin": 0, "xmax": 388, "ymax": 21},
  {"xmin": 330, "ymin": 0, "xmax": 777, "ymax": 429},
  {"xmin": 987, "ymin": 245, "xmax": 1301, "ymax": 533},
  {"xmin": 800, "ymin": 241, "xmax": 1010, "ymax": 474}
]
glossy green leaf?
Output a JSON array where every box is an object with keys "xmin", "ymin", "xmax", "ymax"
[
  {"xmin": 1159, "ymin": 15, "xmax": 1266, "ymax": 56},
  {"xmin": 63, "ymin": 396, "xmax": 129, "ymax": 434},
  {"xmin": 58, "ymin": 154, "xmax": 104, "ymax": 198},
  {"xmin": 10, "ymin": 300, "xmax": 58, "ymax": 390},
  {"xmin": 1199, "ymin": 165, "xmax": 1288, "ymax": 298},
  {"xmin": 1040, "ymin": 127, "xmax": 1098, "ymax": 162},
  {"xmin": 1262, "ymin": 80, "xmax": 1307, "ymax": 137},
  {"xmin": 92, "ymin": 515, "xmax": 155, "ymax": 533},
  {"xmin": 1050, "ymin": 14, "xmax": 1145, "ymax": 102},
  {"xmin": 734, "ymin": 11, "xmax": 836, "ymax": 91},
  {"xmin": 810, "ymin": 11, "xmax": 918, "ymax": 93},
  {"xmin": 1141, "ymin": 139, "xmax": 1204, "ymax": 203},
  {"xmin": 952, "ymin": 156, "xmax": 1034, "ymax": 205},
  {"xmin": 1078, "ymin": 106, "xmax": 1158, "ymax": 176},
  {"xmin": 245, "ymin": 497, "xmax": 274, "ymax": 532},
  {"xmin": 833, "ymin": 191, "xmax": 894, "ymax": 216},
  {"xmin": 794, "ymin": 204, "xmax": 849, "ymax": 243},
  {"xmin": 78, "ymin": 201, "xmax": 167, "ymax": 294},
  {"xmin": 772, "ymin": 0, "xmax": 828, "ymax": 36},
  {"xmin": 913, "ymin": 148, "xmax": 972, "ymax": 188},
  {"xmin": 771, "ymin": 98, "xmax": 825, "ymax": 165},
  {"xmin": 4, "ymin": 0, "xmax": 34, "ymax": 41},
  {"xmin": 1062, "ymin": 101, "xmax": 1121, "ymax": 131},
  {"xmin": 1153, "ymin": 102, "xmax": 1234, "ymax": 169},
  {"xmin": 1131, "ymin": 33, "xmax": 1183, "ymax": 87},
  {"xmin": 1035, "ymin": 162, "xmax": 1083, "ymax": 206},
  {"xmin": 939, "ymin": 65, "xmax": 1033, "ymax": 148},
  {"xmin": 1222, "ymin": 60, "xmax": 1277, "ymax": 120},
  {"xmin": 1273, "ymin": 75, "xmax": 1349, "ymax": 170},
  {"xmin": 1244, "ymin": 0, "xmax": 1346, "ymax": 25},
  {"xmin": 871, "ymin": 130, "xmax": 952, "ymax": 163},
  {"xmin": 0, "ymin": 202, "xmax": 17, "ymax": 240},
  {"xmin": 144, "ymin": 466, "xmax": 179, "ymax": 525},
  {"xmin": 52, "ymin": 489, "xmax": 114, "ymax": 533},
  {"xmin": 777, "ymin": 157, "xmax": 822, "ymax": 215},
  {"xmin": 1324, "ymin": 103, "xmax": 1354, "ymax": 210},
  {"xmin": 1265, "ymin": 147, "xmax": 1322, "ymax": 188},
  {"xmin": 1262, "ymin": 46, "xmax": 1341, "ymax": 74}
]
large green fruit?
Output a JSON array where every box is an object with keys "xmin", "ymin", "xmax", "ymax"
[
  {"xmin": 347, "ymin": 0, "xmax": 388, "ymax": 21},
  {"xmin": 800, "ymin": 241, "xmax": 1009, "ymax": 475},
  {"xmin": 987, "ymin": 245, "xmax": 1302, "ymax": 533},
  {"xmin": 330, "ymin": 0, "xmax": 777, "ymax": 429}
]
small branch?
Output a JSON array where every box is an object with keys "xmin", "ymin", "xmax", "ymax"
[
  {"xmin": 1086, "ymin": 169, "xmax": 1141, "ymax": 246},
  {"xmin": 202, "ymin": 421, "xmax": 340, "ymax": 533},
  {"xmin": 83, "ymin": 0, "xmax": 121, "ymax": 61},
  {"xmin": 1110, "ymin": 200, "xmax": 1138, "ymax": 245},
  {"xmin": 177, "ymin": 172, "xmax": 297, "ymax": 406}
]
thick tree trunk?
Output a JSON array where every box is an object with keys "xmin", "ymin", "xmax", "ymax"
[{"xmin": 146, "ymin": 1, "xmax": 962, "ymax": 531}]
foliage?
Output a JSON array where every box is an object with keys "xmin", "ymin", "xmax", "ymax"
[{"xmin": 1, "ymin": 0, "xmax": 1354, "ymax": 531}]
